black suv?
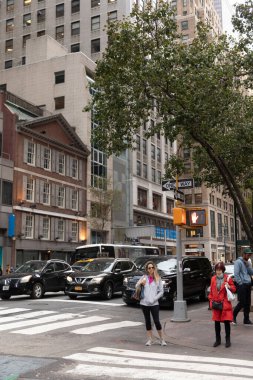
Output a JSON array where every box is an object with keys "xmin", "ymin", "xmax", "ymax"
[
  {"xmin": 0, "ymin": 259, "xmax": 73, "ymax": 300},
  {"xmin": 65, "ymin": 258, "xmax": 136, "ymax": 300},
  {"xmin": 122, "ymin": 255, "xmax": 212, "ymax": 308}
]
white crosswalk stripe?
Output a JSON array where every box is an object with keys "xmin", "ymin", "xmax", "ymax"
[
  {"xmin": 64, "ymin": 347, "xmax": 253, "ymax": 380},
  {"xmin": 0, "ymin": 308, "xmax": 30, "ymax": 315},
  {"xmin": 72, "ymin": 321, "xmax": 143, "ymax": 335}
]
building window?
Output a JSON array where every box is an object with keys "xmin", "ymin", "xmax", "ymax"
[
  {"xmin": 183, "ymin": 147, "xmax": 190, "ymax": 159},
  {"xmin": 153, "ymin": 193, "xmax": 162, "ymax": 212},
  {"xmin": 157, "ymin": 170, "xmax": 161, "ymax": 184},
  {"xmin": 91, "ymin": 0, "xmax": 100, "ymax": 7},
  {"xmin": 6, "ymin": 19, "xmax": 14, "ymax": 32},
  {"xmin": 71, "ymin": 21, "xmax": 80, "ymax": 36},
  {"xmin": 143, "ymin": 164, "xmax": 147, "ymax": 179},
  {"xmin": 2, "ymin": 181, "xmax": 12, "ymax": 205},
  {"xmin": 23, "ymin": 34, "xmax": 31, "ymax": 48},
  {"xmin": 195, "ymin": 193, "xmax": 202, "ymax": 204},
  {"xmin": 23, "ymin": 13, "xmax": 31, "ymax": 27},
  {"xmin": 210, "ymin": 210, "xmax": 216, "ymax": 238},
  {"xmin": 58, "ymin": 153, "xmax": 65, "ymax": 174},
  {"xmin": 42, "ymin": 217, "xmax": 50, "ymax": 239},
  {"xmin": 27, "ymin": 141, "xmax": 35, "ymax": 165},
  {"xmin": 151, "ymin": 168, "xmax": 156, "ymax": 182},
  {"xmin": 56, "ymin": 3, "xmax": 64, "ymax": 18},
  {"xmin": 71, "ymin": 43, "xmax": 80, "ymax": 52},
  {"xmin": 186, "ymin": 227, "xmax": 203, "ymax": 238},
  {"xmin": 230, "ymin": 217, "xmax": 235, "ymax": 241},
  {"xmin": 4, "ymin": 60, "xmax": 12, "ymax": 69},
  {"xmin": 43, "ymin": 147, "xmax": 51, "ymax": 170},
  {"xmin": 6, "ymin": 0, "xmax": 14, "ymax": 12},
  {"xmin": 181, "ymin": 20, "xmax": 188, "ymax": 30},
  {"xmin": 56, "ymin": 25, "xmax": 64, "ymax": 40},
  {"xmin": 157, "ymin": 147, "xmax": 161, "ymax": 162},
  {"xmin": 166, "ymin": 199, "xmax": 174, "ymax": 215},
  {"xmin": 182, "ymin": 0, "xmax": 187, "ymax": 6},
  {"xmin": 42, "ymin": 182, "xmax": 50, "ymax": 204},
  {"xmin": 26, "ymin": 178, "xmax": 34, "ymax": 201},
  {"xmin": 72, "ymin": 0, "xmax": 80, "ymax": 13},
  {"xmin": 136, "ymin": 160, "xmax": 141, "ymax": 176},
  {"xmin": 57, "ymin": 220, "xmax": 64, "ymax": 240},
  {"xmin": 185, "ymin": 194, "xmax": 192, "ymax": 204},
  {"xmin": 71, "ymin": 190, "xmax": 78, "ymax": 210},
  {"xmin": 138, "ymin": 188, "xmax": 147, "ymax": 207},
  {"xmin": 182, "ymin": 34, "xmax": 189, "ymax": 41},
  {"xmin": 54, "ymin": 96, "xmax": 65, "ymax": 110},
  {"xmin": 5, "ymin": 39, "xmax": 13, "ymax": 52},
  {"xmin": 71, "ymin": 158, "xmax": 78, "ymax": 178},
  {"xmin": 217, "ymin": 213, "xmax": 222, "ymax": 237},
  {"xmin": 37, "ymin": 9, "xmax": 46, "ymax": 23},
  {"xmin": 108, "ymin": 10, "xmax": 117, "ymax": 22},
  {"xmin": 55, "ymin": 70, "xmax": 65, "ymax": 84},
  {"xmin": 223, "ymin": 201, "xmax": 228, "ymax": 210},
  {"xmin": 37, "ymin": 30, "xmax": 45, "ymax": 37},
  {"xmin": 151, "ymin": 144, "xmax": 155, "ymax": 159},
  {"xmin": 91, "ymin": 16, "xmax": 100, "ymax": 31},
  {"xmin": 217, "ymin": 198, "xmax": 221, "ymax": 208},
  {"xmin": 57, "ymin": 186, "xmax": 65, "ymax": 208},
  {"xmin": 91, "ymin": 38, "xmax": 100, "ymax": 53},
  {"xmin": 71, "ymin": 222, "xmax": 78, "ymax": 241},
  {"xmin": 165, "ymin": 152, "xmax": 168, "ymax": 162},
  {"xmin": 25, "ymin": 215, "xmax": 33, "ymax": 238},
  {"xmin": 157, "ymin": 130, "xmax": 160, "ymax": 140},
  {"xmin": 136, "ymin": 135, "xmax": 141, "ymax": 151},
  {"xmin": 143, "ymin": 139, "xmax": 147, "ymax": 155},
  {"xmin": 184, "ymin": 161, "xmax": 191, "ymax": 173}
]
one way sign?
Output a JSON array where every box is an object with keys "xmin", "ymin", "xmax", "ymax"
[
  {"xmin": 162, "ymin": 180, "xmax": 175, "ymax": 191},
  {"xmin": 162, "ymin": 178, "xmax": 194, "ymax": 191}
]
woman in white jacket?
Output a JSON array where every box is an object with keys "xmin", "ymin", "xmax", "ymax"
[{"xmin": 136, "ymin": 261, "xmax": 167, "ymax": 346}]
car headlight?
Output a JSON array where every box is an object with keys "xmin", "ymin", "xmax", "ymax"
[
  {"xmin": 66, "ymin": 276, "xmax": 73, "ymax": 283},
  {"xmin": 20, "ymin": 275, "xmax": 32, "ymax": 283},
  {"xmin": 90, "ymin": 277, "xmax": 103, "ymax": 284},
  {"xmin": 162, "ymin": 279, "xmax": 172, "ymax": 287}
]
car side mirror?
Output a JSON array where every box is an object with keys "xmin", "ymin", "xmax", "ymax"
[
  {"xmin": 114, "ymin": 268, "xmax": 121, "ymax": 273},
  {"xmin": 184, "ymin": 267, "xmax": 191, "ymax": 272}
]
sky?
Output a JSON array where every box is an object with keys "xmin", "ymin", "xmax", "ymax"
[{"xmin": 222, "ymin": 0, "xmax": 244, "ymax": 35}]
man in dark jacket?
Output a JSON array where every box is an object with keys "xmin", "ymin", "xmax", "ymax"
[{"xmin": 233, "ymin": 247, "xmax": 253, "ymax": 325}]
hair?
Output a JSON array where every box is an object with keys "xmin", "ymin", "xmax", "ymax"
[
  {"xmin": 145, "ymin": 261, "xmax": 160, "ymax": 283},
  {"xmin": 214, "ymin": 261, "xmax": 225, "ymax": 273}
]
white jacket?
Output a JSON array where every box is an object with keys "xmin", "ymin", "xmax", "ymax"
[{"xmin": 137, "ymin": 275, "xmax": 164, "ymax": 306}]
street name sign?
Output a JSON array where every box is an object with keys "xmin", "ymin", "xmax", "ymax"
[
  {"xmin": 174, "ymin": 189, "xmax": 185, "ymax": 202},
  {"xmin": 162, "ymin": 178, "xmax": 194, "ymax": 191}
]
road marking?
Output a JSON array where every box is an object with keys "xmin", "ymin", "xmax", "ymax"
[
  {"xmin": 0, "ymin": 308, "xmax": 30, "ymax": 315},
  {"xmin": 0, "ymin": 313, "xmax": 77, "ymax": 331},
  {"xmin": 0, "ymin": 310, "xmax": 55, "ymax": 323},
  {"xmin": 72, "ymin": 321, "xmax": 143, "ymax": 335},
  {"xmin": 13, "ymin": 316, "xmax": 110, "ymax": 335},
  {"xmin": 34, "ymin": 298, "xmax": 125, "ymax": 306},
  {"xmin": 64, "ymin": 347, "xmax": 253, "ymax": 379}
]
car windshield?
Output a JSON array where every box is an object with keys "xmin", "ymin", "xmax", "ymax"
[
  {"xmin": 136, "ymin": 257, "xmax": 177, "ymax": 273},
  {"xmin": 15, "ymin": 261, "xmax": 46, "ymax": 273},
  {"xmin": 80, "ymin": 260, "xmax": 114, "ymax": 273},
  {"xmin": 72, "ymin": 261, "xmax": 89, "ymax": 268}
]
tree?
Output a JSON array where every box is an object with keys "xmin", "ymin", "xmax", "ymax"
[{"xmin": 85, "ymin": 2, "xmax": 253, "ymax": 244}]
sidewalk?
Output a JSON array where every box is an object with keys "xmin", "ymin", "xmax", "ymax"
[{"xmin": 162, "ymin": 294, "xmax": 253, "ymax": 359}]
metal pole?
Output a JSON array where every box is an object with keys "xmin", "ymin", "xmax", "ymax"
[{"xmin": 171, "ymin": 225, "xmax": 190, "ymax": 322}]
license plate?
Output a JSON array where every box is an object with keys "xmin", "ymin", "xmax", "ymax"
[
  {"xmin": 74, "ymin": 286, "xmax": 82, "ymax": 291},
  {"xmin": 3, "ymin": 286, "xmax": 9, "ymax": 291}
]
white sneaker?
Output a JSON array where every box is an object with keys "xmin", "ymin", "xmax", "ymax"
[
  {"xmin": 160, "ymin": 339, "xmax": 167, "ymax": 346},
  {"xmin": 145, "ymin": 339, "xmax": 152, "ymax": 346}
]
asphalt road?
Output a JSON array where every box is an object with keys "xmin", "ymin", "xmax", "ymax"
[{"xmin": 1, "ymin": 293, "xmax": 252, "ymax": 380}]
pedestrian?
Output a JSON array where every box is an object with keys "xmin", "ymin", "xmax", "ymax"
[
  {"xmin": 136, "ymin": 261, "xmax": 167, "ymax": 346},
  {"xmin": 208, "ymin": 261, "xmax": 236, "ymax": 348},
  {"xmin": 6, "ymin": 264, "xmax": 10, "ymax": 274},
  {"xmin": 233, "ymin": 247, "xmax": 253, "ymax": 325}
]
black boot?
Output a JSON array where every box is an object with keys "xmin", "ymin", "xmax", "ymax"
[
  {"xmin": 225, "ymin": 337, "xmax": 231, "ymax": 348},
  {"xmin": 213, "ymin": 338, "xmax": 221, "ymax": 347},
  {"xmin": 213, "ymin": 321, "xmax": 221, "ymax": 347}
]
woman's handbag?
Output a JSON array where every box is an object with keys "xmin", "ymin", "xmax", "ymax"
[
  {"xmin": 212, "ymin": 301, "xmax": 223, "ymax": 310},
  {"xmin": 225, "ymin": 286, "xmax": 235, "ymax": 301},
  {"xmin": 131, "ymin": 285, "xmax": 144, "ymax": 301}
]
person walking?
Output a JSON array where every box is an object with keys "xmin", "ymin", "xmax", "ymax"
[
  {"xmin": 233, "ymin": 247, "xmax": 253, "ymax": 325},
  {"xmin": 136, "ymin": 261, "xmax": 167, "ymax": 346},
  {"xmin": 208, "ymin": 262, "xmax": 236, "ymax": 348}
]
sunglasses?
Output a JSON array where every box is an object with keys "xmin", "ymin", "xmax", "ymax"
[{"xmin": 147, "ymin": 266, "xmax": 154, "ymax": 270}]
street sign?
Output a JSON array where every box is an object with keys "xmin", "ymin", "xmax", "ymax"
[
  {"xmin": 174, "ymin": 189, "xmax": 185, "ymax": 202},
  {"xmin": 162, "ymin": 178, "xmax": 194, "ymax": 191}
]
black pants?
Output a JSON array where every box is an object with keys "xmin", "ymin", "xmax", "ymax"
[
  {"xmin": 141, "ymin": 305, "xmax": 162, "ymax": 331},
  {"xmin": 233, "ymin": 283, "xmax": 251, "ymax": 323},
  {"xmin": 215, "ymin": 321, "xmax": 230, "ymax": 339}
]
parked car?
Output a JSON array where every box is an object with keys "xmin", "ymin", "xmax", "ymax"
[
  {"xmin": 65, "ymin": 258, "xmax": 136, "ymax": 300},
  {"xmin": 0, "ymin": 259, "xmax": 73, "ymax": 300},
  {"xmin": 122, "ymin": 255, "xmax": 212, "ymax": 308},
  {"xmin": 71, "ymin": 259, "xmax": 93, "ymax": 271}
]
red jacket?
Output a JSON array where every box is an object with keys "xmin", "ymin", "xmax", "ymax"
[{"xmin": 208, "ymin": 274, "xmax": 236, "ymax": 322}]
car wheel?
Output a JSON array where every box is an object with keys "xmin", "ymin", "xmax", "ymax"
[
  {"xmin": 102, "ymin": 282, "xmax": 113, "ymax": 300},
  {"xmin": 1, "ymin": 295, "xmax": 11, "ymax": 300},
  {"xmin": 68, "ymin": 294, "xmax": 77, "ymax": 300},
  {"xmin": 31, "ymin": 283, "xmax": 44, "ymax": 299},
  {"xmin": 199, "ymin": 284, "xmax": 209, "ymax": 301}
]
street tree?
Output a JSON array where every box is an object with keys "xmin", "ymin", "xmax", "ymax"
[{"xmin": 85, "ymin": 2, "xmax": 253, "ymax": 243}]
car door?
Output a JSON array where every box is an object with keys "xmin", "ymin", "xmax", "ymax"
[
  {"xmin": 54, "ymin": 262, "xmax": 69, "ymax": 290},
  {"xmin": 118, "ymin": 261, "xmax": 134, "ymax": 291},
  {"xmin": 112, "ymin": 261, "xmax": 124, "ymax": 292},
  {"xmin": 42, "ymin": 262, "xmax": 57, "ymax": 291},
  {"xmin": 183, "ymin": 259, "xmax": 201, "ymax": 298}
]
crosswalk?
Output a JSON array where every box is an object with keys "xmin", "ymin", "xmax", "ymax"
[
  {"xmin": 64, "ymin": 346, "xmax": 253, "ymax": 380},
  {"xmin": 0, "ymin": 307, "xmax": 142, "ymax": 336}
]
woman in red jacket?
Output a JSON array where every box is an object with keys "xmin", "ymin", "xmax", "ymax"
[{"xmin": 208, "ymin": 261, "xmax": 236, "ymax": 348}]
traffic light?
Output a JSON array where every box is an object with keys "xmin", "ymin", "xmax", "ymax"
[
  {"xmin": 173, "ymin": 208, "xmax": 186, "ymax": 225},
  {"xmin": 187, "ymin": 209, "xmax": 207, "ymax": 227}
]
